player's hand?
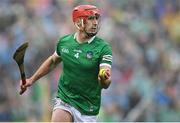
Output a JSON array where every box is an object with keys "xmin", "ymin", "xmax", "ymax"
[
  {"xmin": 98, "ymin": 69, "xmax": 111, "ymax": 89},
  {"xmin": 20, "ymin": 78, "xmax": 33, "ymax": 95},
  {"xmin": 98, "ymin": 69, "xmax": 110, "ymax": 81}
]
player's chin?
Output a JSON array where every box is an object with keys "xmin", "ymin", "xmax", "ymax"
[{"xmin": 86, "ymin": 32, "xmax": 98, "ymax": 37}]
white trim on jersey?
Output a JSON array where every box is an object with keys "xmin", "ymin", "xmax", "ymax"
[
  {"xmin": 102, "ymin": 55, "xmax": 112, "ymax": 62},
  {"xmin": 74, "ymin": 33, "xmax": 95, "ymax": 44},
  {"xmin": 103, "ymin": 55, "xmax": 112, "ymax": 57},
  {"xmin": 54, "ymin": 51, "xmax": 60, "ymax": 57},
  {"xmin": 100, "ymin": 63, "xmax": 111, "ymax": 68}
]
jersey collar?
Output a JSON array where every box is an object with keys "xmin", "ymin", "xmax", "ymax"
[{"xmin": 74, "ymin": 33, "xmax": 95, "ymax": 44}]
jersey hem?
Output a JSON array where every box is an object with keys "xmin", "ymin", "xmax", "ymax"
[{"xmin": 99, "ymin": 63, "xmax": 111, "ymax": 68}]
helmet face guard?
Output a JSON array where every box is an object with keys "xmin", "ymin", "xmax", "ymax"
[{"xmin": 72, "ymin": 5, "xmax": 101, "ymax": 23}]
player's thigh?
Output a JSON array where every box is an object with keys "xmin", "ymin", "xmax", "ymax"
[{"xmin": 51, "ymin": 108, "xmax": 73, "ymax": 122}]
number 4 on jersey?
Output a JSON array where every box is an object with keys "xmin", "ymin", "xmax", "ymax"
[{"xmin": 74, "ymin": 52, "xmax": 79, "ymax": 58}]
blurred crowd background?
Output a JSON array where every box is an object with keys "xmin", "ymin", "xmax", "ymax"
[{"xmin": 0, "ymin": 0, "xmax": 180, "ymax": 122}]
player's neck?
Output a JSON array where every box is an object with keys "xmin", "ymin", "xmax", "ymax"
[{"xmin": 76, "ymin": 32, "xmax": 92, "ymax": 43}]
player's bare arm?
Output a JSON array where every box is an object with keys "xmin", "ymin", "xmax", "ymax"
[
  {"xmin": 20, "ymin": 52, "xmax": 62, "ymax": 92},
  {"xmin": 30, "ymin": 52, "xmax": 61, "ymax": 82},
  {"xmin": 98, "ymin": 66, "xmax": 111, "ymax": 89}
]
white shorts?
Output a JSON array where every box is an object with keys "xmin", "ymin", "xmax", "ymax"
[{"xmin": 53, "ymin": 98, "xmax": 97, "ymax": 122}]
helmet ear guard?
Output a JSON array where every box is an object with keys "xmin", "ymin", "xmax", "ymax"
[
  {"xmin": 75, "ymin": 22, "xmax": 81, "ymax": 30},
  {"xmin": 74, "ymin": 18, "xmax": 85, "ymax": 30}
]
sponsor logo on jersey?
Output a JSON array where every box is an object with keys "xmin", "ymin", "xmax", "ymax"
[
  {"xmin": 61, "ymin": 48, "xmax": 69, "ymax": 53},
  {"xmin": 89, "ymin": 105, "xmax": 94, "ymax": 112},
  {"xmin": 73, "ymin": 49, "xmax": 82, "ymax": 53},
  {"xmin": 86, "ymin": 51, "xmax": 93, "ymax": 59}
]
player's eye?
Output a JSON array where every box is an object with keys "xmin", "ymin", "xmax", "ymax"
[
  {"xmin": 87, "ymin": 15, "xmax": 100, "ymax": 20},
  {"xmin": 88, "ymin": 16, "xmax": 95, "ymax": 20},
  {"xmin": 95, "ymin": 14, "xmax": 100, "ymax": 20}
]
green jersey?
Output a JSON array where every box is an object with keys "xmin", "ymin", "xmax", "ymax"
[{"xmin": 55, "ymin": 33, "xmax": 112, "ymax": 115}]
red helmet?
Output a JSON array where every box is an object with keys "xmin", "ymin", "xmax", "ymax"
[{"xmin": 72, "ymin": 5, "xmax": 100, "ymax": 22}]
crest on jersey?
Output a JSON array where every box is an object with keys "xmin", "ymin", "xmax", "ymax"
[{"xmin": 86, "ymin": 51, "xmax": 93, "ymax": 59}]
